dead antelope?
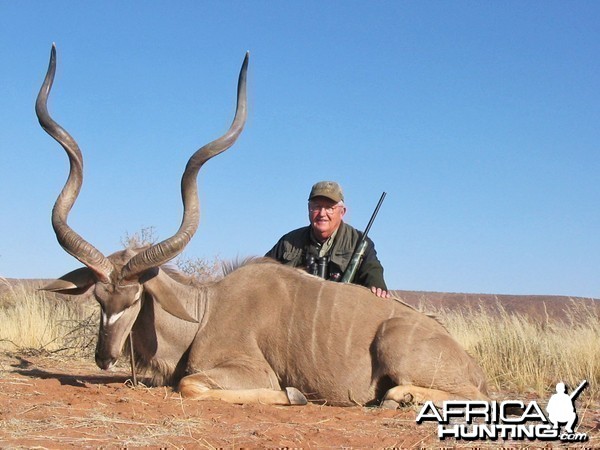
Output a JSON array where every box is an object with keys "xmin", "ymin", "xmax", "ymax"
[{"xmin": 37, "ymin": 45, "xmax": 489, "ymax": 407}]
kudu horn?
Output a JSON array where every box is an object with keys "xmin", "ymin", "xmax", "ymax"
[
  {"xmin": 122, "ymin": 51, "xmax": 249, "ymax": 280},
  {"xmin": 36, "ymin": 44, "xmax": 113, "ymax": 282},
  {"xmin": 36, "ymin": 44, "xmax": 249, "ymax": 282}
]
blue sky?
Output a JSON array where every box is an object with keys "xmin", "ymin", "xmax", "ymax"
[{"xmin": 1, "ymin": 1, "xmax": 598, "ymax": 298}]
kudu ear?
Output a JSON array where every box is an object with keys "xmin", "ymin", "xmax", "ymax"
[
  {"xmin": 41, "ymin": 267, "xmax": 96, "ymax": 295},
  {"xmin": 142, "ymin": 274, "xmax": 198, "ymax": 323}
]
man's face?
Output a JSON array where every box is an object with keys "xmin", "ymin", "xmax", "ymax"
[{"xmin": 308, "ymin": 196, "xmax": 346, "ymax": 242}]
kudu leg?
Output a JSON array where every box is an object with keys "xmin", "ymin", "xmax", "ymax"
[
  {"xmin": 178, "ymin": 373, "xmax": 307, "ymax": 405},
  {"xmin": 372, "ymin": 316, "xmax": 490, "ymax": 409}
]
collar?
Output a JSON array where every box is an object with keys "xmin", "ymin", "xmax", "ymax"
[{"xmin": 310, "ymin": 227, "xmax": 340, "ymax": 257}]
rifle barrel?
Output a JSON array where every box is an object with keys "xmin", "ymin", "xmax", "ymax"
[
  {"xmin": 362, "ymin": 192, "xmax": 387, "ymax": 238},
  {"xmin": 569, "ymin": 380, "xmax": 588, "ymax": 400}
]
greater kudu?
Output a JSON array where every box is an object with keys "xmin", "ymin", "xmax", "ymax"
[{"xmin": 37, "ymin": 45, "xmax": 489, "ymax": 407}]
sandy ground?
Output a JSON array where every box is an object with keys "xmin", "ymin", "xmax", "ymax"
[{"xmin": 0, "ymin": 352, "xmax": 598, "ymax": 449}]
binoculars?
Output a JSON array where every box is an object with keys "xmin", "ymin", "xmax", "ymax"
[{"xmin": 305, "ymin": 254, "xmax": 330, "ymax": 279}]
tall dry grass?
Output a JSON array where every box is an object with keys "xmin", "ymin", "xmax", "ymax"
[
  {"xmin": 436, "ymin": 301, "xmax": 600, "ymax": 400},
  {"xmin": 0, "ymin": 284, "xmax": 97, "ymax": 357}
]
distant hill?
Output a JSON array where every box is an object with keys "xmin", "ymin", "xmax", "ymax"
[{"xmin": 391, "ymin": 290, "xmax": 599, "ymax": 322}]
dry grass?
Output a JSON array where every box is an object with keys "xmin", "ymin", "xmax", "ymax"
[
  {"xmin": 0, "ymin": 284, "xmax": 97, "ymax": 357},
  {"xmin": 435, "ymin": 301, "xmax": 600, "ymax": 400},
  {"xmin": 0, "ymin": 394, "xmax": 215, "ymax": 448}
]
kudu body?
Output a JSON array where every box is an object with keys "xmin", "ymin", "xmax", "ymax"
[{"xmin": 37, "ymin": 45, "xmax": 489, "ymax": 407}]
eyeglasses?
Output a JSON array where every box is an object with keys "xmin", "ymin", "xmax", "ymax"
[{"xmin": 308, "ymin": 203, "xmax": 344, "ymax": 214}]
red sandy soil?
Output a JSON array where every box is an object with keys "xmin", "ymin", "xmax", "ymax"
[{"xmin": 1, "ymin": 352, "xmax": 598, "ymax": 449}]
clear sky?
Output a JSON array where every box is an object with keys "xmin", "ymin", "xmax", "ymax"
[{"xmin": 1, "ymin": 1, "xmax": 598, "ymax": 298}]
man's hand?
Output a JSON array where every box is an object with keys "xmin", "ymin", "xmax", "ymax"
[{"xmin": 370, "ymin": 286, "xmax": 391, "ymax": 298}]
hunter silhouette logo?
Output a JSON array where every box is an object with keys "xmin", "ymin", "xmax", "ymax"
[
  {"xmin": 546, "ymin": 380, "xmax": 587, "ymax": 434},
  {"xmin": 416, "ymin": 380, "xmax": 589, "ymax": 442}
]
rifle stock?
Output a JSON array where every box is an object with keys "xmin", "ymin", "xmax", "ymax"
[{"xmin": 341, "ymin": 240, "xmax": 368, "ymax": 283}]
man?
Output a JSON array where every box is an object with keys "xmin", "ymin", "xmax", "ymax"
[{"xmin": 266, "ymin": 181, "xmax": 390, "ymax": 298}]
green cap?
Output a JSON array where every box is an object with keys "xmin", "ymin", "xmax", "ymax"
[{"xmin": 308, "ymin": 181, "xmax": 344, "ymax": 203}]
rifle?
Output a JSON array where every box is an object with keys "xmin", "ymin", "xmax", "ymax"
[
  {"xmin": 341, "ymin": 192, "xmax": 386, "ymax": 283},
  {"xmin": 569, "ymin": 380, "xmax": 588, "ymax": 401}
]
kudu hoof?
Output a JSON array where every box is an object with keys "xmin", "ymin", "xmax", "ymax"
[
  {"xmin": 285, "ymin": 387, "xmax": 308, "ymax": 405},
  {"xmin": 381, "ymin": 399, "xmax": 400, "ymax": 409},
  {"xmin": 381, "ymin": 391, "xmax": 414, "ymax": 409}
]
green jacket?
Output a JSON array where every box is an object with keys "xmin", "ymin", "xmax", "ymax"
[{"xmin": 265, "ymin": 222, "xmax": 388, "ymax": 290}]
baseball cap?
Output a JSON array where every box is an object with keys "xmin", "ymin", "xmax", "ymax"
[{"xmin": 308, "ymin": 181, "xmax": 344, "ymax": 203}]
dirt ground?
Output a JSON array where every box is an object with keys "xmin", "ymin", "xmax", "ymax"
[{"xmin": 0, "ymin": 352, "xmax": 598, "ymax": 449}]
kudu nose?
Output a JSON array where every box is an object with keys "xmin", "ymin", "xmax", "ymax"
[{"xmin": 95, "ymin": 353, "xmax": 117, "ymax": 370}]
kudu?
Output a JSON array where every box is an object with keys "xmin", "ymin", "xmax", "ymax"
[{"xmin": 37, "ymin": 45, "xmax": 489, "ymax": 407}]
